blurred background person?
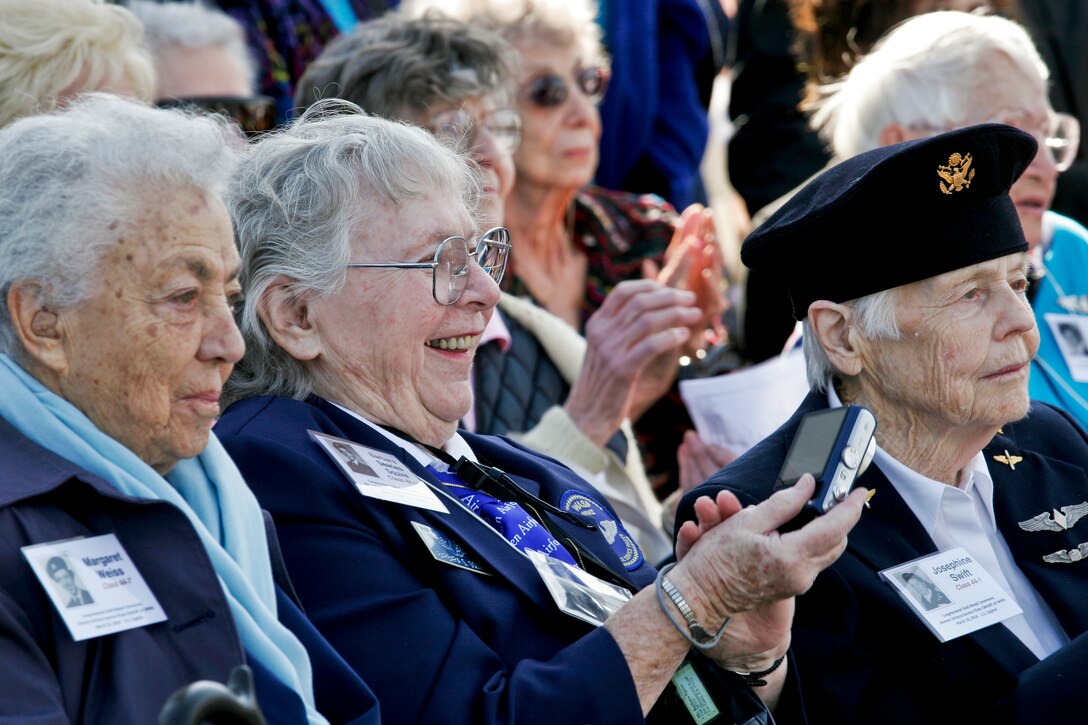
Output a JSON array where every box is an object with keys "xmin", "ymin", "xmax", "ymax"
[
  {"xmin": 0, "ymin": 93, "xmax": 377, "ymax": 724},
  {"xmin": 594, "ymin": 0, "xmax": 730, "ymax": 211},
  {"xmin": 216, "ymin": 100, "xmax": 867, "ymax": 724},
  {"xmin": 199, "ymin": 0, "xmax": 397, "ymax": 124},
  {"xmin": 809, "ymin": 10, "xmax": 1088, "ymax": 432},
  {"xmin": 294, "ymin": 9, "xmax": 707, "ymax": 560},
  {"xmin": 1015, "ymin": 3, "xmax": 1088, "ymax": 231},
  {"xmin": 127, "ymin": 0, "xmax": 276, "ymax": 137},
  {"xmin": 403, "ymin": 0, "xmax": 731, "ymax": 498},
  {"xmin": 728, "ymin": 0, "xmax": 1016, "ymax": 364},
  {"xmin": 0, "ymin": 0, "xmax": 154, "ymax": 128}
]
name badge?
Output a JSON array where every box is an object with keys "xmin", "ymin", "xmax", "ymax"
[
  {"xmin": 879, "ymin": 547, "xmax": 1022, "ymax": 643},
  {"xmin": 411, "ymin": 522, "xmax": 488, "ymax": 574},
  {"xmin": 525, "ymin": 548, "xmax": 631, "ymax": 627},
  {"xmin": 1045, "ymin": 313, "xmax": 1088, "ymax": 382},
  {"xmin": 310, "ymin": 430, "xmax": 448, "ymax": 514},
  {"xmin": 21, "ymin": 533, "xmax": 167, "ymax": 641}
]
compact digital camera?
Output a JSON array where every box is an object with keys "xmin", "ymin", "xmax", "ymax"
[{"xmin": 775, "ymin": 405, "xmax": 877, "ymax": 514}]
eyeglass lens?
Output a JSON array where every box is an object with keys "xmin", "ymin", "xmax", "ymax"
[
  {"xmin": 993, "ymin": 110, "xmax": 1081, "ymax": 172},
  {"xmin": 434, "ymin": 228, "xmax": 510, "ymax": 304},
  {"xmin": 432, "ymin": 108, "xmax": 522, "ymax": 156},
  {"xmin": 524, "ymin": 67, "xmax": 609, "ymax": 109}
]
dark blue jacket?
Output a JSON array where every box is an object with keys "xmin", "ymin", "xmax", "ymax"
[
  {"xmin": 0, "ymin": 414, "xmax": 379, "ymax": 724},
  {"xmin": 678, "ymin": 393, "xmax": 1088, "ymax": 724},
  {"xmin": 216, "ymin": 395, "xmax": 767, "ymax": 725}
]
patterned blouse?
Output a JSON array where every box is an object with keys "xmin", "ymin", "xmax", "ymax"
[{"xmin": 504, "ymin": 185, "xmax": 690, "ymax": 497}]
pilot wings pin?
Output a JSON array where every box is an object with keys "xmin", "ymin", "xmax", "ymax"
[
  {"xmin": 1043, "ymin": 542, "xmax": 1088, "ymax": 564},
  {"xmin": 1019, "ymin": 502, "xmax": 1088, "ymax": 532}
]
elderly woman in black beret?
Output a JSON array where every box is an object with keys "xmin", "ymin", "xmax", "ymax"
[{"xmin": 679, "ymin": 123, "xmax": 1088, "ymax": 723}]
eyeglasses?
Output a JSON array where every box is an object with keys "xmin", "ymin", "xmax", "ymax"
[
  {"xmin": 156, "ymin": 95, "xmax": 277, "ymax": 138},
  {"xmin": 345, "ymin": 227, "xmax": 510, "ymax": 305},
  {"xmin": 991, "ymin": 110, "xmax": 1081, "ymax": 172},
  {"xmin": 430, "ymin": 107, "xmax": 522, "ymax": 156},
  {"xmin": 520, "ymin": 67, "xmax": 610, "ymax": 109}
]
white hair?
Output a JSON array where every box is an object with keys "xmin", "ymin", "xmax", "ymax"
[
  {"xmin": 0, "ymin": 0, "xmax": 155, "ymax": 128},
  {"xmin": 225, "ymin": 99, "xmax": 482, "ymax": 403},
  {"xmin": 810, "ymin": 10, "xmax": 1049, "ymax": 158},
  {"xmin": 0, "ymin": 92, "xmax": 242, "ymax": 356},
  {"xmin": 802, "ymin": 288, "xmax": 901, "ymax": 392},
  {"xmin": 402, "ymin": 0, "xmax": 607, "ymax": 68},
  {"xmin": 126, "ymin": 0, "xmax": 256, "ymax": 92}
]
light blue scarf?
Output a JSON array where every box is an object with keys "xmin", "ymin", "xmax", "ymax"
[{"xmin": 0, "ymin": 355, "xmax": 326, "ymax": 725}]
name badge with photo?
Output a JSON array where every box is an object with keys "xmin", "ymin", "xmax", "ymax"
[
  {"xmin": 1045, "ymin": 313, "xmax": 1088, "ymax": 382},
  {"xmin": 310, "ymin": 430, "xmax": 448, "ymax": 514},
  {"xmin": 879, "ymin": 547, "xmax": 1022, "ymax": 643},
  {"xmin": 21, "ymin": 533, "xmax": 167, "ymax": 641},
  {"xmin": 525, "ymin": 548, "xmax": 631, "ymax": 627}
]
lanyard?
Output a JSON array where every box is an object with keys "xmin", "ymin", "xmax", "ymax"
[{"xmin": 381, "ymin": 425, "xmax": 635, "ymax": 592}]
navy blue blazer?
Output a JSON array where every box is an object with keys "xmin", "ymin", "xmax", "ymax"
[
  {"xmin": 216, "ymin": 395, "xmax": 766, "ymax": 725},
  {"xmin": 678, "ymin": 392, "xmax": 1088, "ymax": 724},
  {"xmin": 0, "ymin": 415, "xmax": 378, "ymax": 725}
]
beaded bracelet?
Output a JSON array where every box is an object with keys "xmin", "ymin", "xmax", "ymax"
[{"xmin": 655, "ymin": 562, "xmax": 729, "ymax": 650}]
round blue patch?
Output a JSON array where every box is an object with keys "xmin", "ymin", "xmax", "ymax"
[{"xmin": 559, "ymin": 490, "xmax": 644, "ymax": 571}]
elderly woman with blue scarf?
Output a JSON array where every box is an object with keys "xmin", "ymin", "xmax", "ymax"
[{"xmin": 0, "ymin": 93, "xmax": 378, "ymax": 724}]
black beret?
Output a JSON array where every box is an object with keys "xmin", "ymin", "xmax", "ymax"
[{"xmin": 742, "ymin": 123, "xmax": 1038, "ymax": 319}]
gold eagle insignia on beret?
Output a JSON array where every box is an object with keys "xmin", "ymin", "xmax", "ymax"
[{"xmin": 937, "ymin": 152, "xmax": 976, "ymax": 194}]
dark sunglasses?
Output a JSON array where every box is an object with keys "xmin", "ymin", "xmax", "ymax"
[
  {"xmin": 156, "ymin": 95, "xmax": 277, "ymax": 138},
  {"xmin": 521, "ymin": 67, "xmax": 610, "ymax": 109}
]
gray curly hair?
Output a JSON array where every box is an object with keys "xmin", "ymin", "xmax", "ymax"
[{"xmin": 294, "ymin": 9, "xmax": 517, "ymax": 123}]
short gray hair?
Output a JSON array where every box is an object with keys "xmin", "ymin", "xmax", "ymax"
[
  {"xmin": 802, "ymin": 288, "xmax": 900, "ymax": 392},
  {"xmin": 810, "ymin": 10, "xmax": 1048, "ymax": 159},
  {"xmin": 402, "ymin": 0, "xmax": 607, "ymax": 69},
  {"xmin": 294, "ymin": 10, "xmax": 516, "ymax": 123},
  {"xmin": 0, "ymin": 92, "xmax": 242, "ymax": 357},
  {"xmin": 225, "ymin": 99, "xmax": 482, "ymax": 404},
  {"xmin": 127, "ymin": 0, "xmax": 256, "ymax": 93}
]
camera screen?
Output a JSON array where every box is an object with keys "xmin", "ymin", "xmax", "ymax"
[{"xmin": 778, "ymin": 408, "xmax": 847, "ymax": 485}]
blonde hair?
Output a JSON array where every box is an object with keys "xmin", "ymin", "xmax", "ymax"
[{"xmin": 0, "ymin": 0, "xmax": 155, "ymax": 128}]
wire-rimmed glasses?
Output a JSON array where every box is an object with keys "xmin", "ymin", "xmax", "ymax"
[
  {"xmin": 991, "ymin": 110, "xmax": 1080, "ymax": 172},
  {"xmin": 430, "ymin": 107, "xmax": 522, "ymax": 156},
  {"xmin": 345, "ymin": 227, "xmax": 510, "ymax": 305}
]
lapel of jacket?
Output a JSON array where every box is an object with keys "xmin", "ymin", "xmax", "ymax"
[
  {"xmin": 986, "ymin": 432, "xmax": 1088, "ymax": 637},
  {"xmin": 315, "ymin": 402, "xmax": 574, "ymax": 609},
  {"xmin": 852, "ymin": 456, "xmax": 1035, "ymax": 670},
  {"xmin": 792, "ymin": 394, "xmax": 1035, "ymax": 670}
]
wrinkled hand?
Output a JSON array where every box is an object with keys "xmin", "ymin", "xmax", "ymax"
[
  {"xmin": 564, "ymin": 280, "xmax": 700, "ymax": 447},
  {"xmin": 678, "ymin": 430, "xmax": 736, "ymax": 497},
  {"xmin": 668, "ymin": 477, "xmax": 867, "ymax": 668},
  {"xmin": 644, "ymin": 204, "xmax": 728, "ymax": 354}
]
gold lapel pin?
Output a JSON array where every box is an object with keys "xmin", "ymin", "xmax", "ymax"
[{"xmin": 993, "ymin": 450, "xmax": 1023, "ymax": 469}]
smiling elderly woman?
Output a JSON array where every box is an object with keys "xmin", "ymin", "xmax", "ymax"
[
  {"xmin": 0, "ymin": 94, "xmax": 377, "ymax": 724},
  {"xmin": 214, "ymin": 100, "xmax": 865, "ymax": 724},
  {"xmin": 679, "ymin": 124, "xmax": 1088, "ymax": 723}
]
